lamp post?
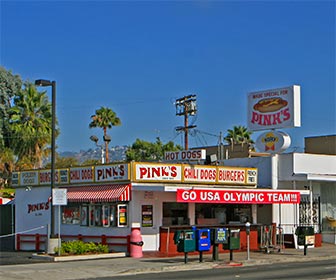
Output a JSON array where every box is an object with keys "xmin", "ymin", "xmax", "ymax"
[
  {"xmin": 35, "ymin": 79, "xmax": 56, "ymax": 241},
  {"xmin": 246, "ymin": 222, "xmax": 251, "ymax": 260},
  {"xmin": 103, "ymin": 135, "xmax": 111, "ymax": 163},
  {"xmin": 90, "ymin": 135, "xmax": 105, "ymax": 164}
]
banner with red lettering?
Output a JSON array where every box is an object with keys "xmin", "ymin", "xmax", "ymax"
[{"xmin": 176, "ymin": 189, "xmax": 301, "ymax": 204}]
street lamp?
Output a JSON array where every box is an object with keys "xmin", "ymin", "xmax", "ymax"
[
  {"xmin": 35, "ymin": 79, "xmax": 56, "ymax": 241},
  {"xmin": 90, "ymin": 135, "xmax": 105, "ymax": 164},
  {"xmin": 103, "ymin": 134, "xmax": 111, "ymax": 163},
  {"xmin": 246, "ymin": 222, "xmax": 251, "ymax": 260}
]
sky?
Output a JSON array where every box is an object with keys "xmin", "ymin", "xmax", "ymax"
[{"xmin": 1, "ymin": 0, "xmax": 335, "ymax": 153}]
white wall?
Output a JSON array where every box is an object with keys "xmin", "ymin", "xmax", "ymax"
[
  {"xmin": 130, "ymin": 190, "xmax": 175, "ymax": 251},
  {"xmin": 15, "ymin": 186, "xmax": 51, "ymax": 236},
  {"xmin": 223, "ymin": 156, "xmax": 272, "ymax": 188},
  {"xmin": 279, "ymin": 153, "xmax": 336, "ymax": 181}
]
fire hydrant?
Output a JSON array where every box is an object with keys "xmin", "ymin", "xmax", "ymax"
[{"xmin": 130, "ymin": 223, "xmax": 144, "ymax": 258}]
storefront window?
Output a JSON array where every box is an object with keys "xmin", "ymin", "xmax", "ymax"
[
  {"xmin": 195, "ymin": 204, "xmax": 252, "ymax": 225},
  {"xmin": 64, "ymin": 203, "xmax": 127, "ymax": 227},
  {"xmin": 320, "ymin": 184, "xmax": 336, "ymax": 232},
  {"xmin": 102, "ymin": 205, "xmax": 110, "ymax": 227},
  {"xmin": 163, "ymin": 202, "xmax": 189, "ymax": 226},
  {"xmin": 80, "ymin": 205, "xmax": 88, "ymax": 226},
  {"xmin": 62, "ymin": 204, "xmax": 80, "ymax": 224}
]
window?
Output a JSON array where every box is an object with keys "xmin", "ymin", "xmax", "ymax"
[
  {"xmin": 80, "ymin": 205, "xmax": 88, "ymax": 226},
  {"xmin": 62, "ymin": 204, "xmax": 80, "ymax": 224},
  {"xmin": 195, "ymin": 204, "xmax": 252, "ymax": 225},
  {"xmin": 64, "ymin": 203, "xmax": 127, "ymax": 227},
  {"xmin": 163, "ymin": 202, "xmax": 189, "ymax": 226}
]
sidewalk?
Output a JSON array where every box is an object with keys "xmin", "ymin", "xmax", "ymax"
[{"xmin": 0, "ymin": 243, "xmax": 335, "ymax": 280}]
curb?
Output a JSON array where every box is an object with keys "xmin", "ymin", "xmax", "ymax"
[{"xmin": 32, "ymin": 252, "xmax": 126, "ymax": 262}]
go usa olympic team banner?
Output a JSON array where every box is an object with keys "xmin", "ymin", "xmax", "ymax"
[{"xmin": 176, "ymin": 189, "xmax": 301, "ymax": 204}]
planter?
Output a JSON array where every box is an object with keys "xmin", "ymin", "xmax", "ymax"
[{"xmin": 32, "ymin": 252, "xmax": 126, "ymax": 262}]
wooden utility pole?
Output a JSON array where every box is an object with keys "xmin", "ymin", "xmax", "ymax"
[{"xmin": 175, "ymin": 95, "xmax": 197, "ymax": 150}]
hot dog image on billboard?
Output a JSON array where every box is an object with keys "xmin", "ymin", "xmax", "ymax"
[{"xmin": 247, "ymin": 85, "xmax": 301, "ymax": 131}]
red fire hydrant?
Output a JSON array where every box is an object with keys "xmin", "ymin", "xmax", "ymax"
[{"xmin": 130, "ymin": 223, "xmax": 144, "ymax": 258}]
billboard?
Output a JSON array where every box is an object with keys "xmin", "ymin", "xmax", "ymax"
[{"xmin": 247, "ymin": 85, "xmax": 301, "ymax": 131}]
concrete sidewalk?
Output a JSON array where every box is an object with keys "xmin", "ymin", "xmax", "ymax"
[{"xmin": 0, "ymin": 243, "xmax": 335, "ymax": 280}]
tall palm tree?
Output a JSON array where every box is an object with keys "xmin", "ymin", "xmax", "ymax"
[
  {"xmin": 9, "ymin": 83, "xmax": 55, "ymax": 169},
  {"xmin": 224, "ymin": 125, "xmax": 254, "ymax": 146},
  {"xmin": 89, "ymin": 107, "xmax": 121, "ymax": 163}
]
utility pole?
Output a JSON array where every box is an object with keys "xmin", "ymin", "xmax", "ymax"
[{"xmin": 175, "ymin": 95, "xmax": 197, "ymax": 150}]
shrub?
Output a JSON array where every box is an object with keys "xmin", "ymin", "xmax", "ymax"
[{"xmin": 54, "ymin": 240, "xmax": 109, "ymax": 255}]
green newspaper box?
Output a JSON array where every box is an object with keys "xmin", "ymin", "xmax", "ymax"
[
  {"xmin": 174, "ymin": 230, "xmax": 196, "ymax": 253},
  {"xmin": 223, "ymin": 228, "xmax": 240, "ymax": 250}
]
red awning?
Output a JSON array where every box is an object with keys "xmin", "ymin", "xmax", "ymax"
[{"xmin": 66, "ymin": 184, "xmax": 131, "ymax": 203}]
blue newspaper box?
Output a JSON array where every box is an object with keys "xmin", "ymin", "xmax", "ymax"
[{"xmin": 196, "ymin": 228, "xmax": 211, "ymax": 251}]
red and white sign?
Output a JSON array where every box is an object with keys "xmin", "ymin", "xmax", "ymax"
[
  {"xmin": 134, "ymin": 163, "xmax": 257, "ymax": 186},
  {"xmin": 164, "ymin": 149, "xmax": 206, "ymax": 161},
  {"xmin": 134, "ymin": 163, "xmax": 182, "ymax": 182},
  {"xmin": 247, "ymin": 85, "xmax": 301, "ymax": 131},
  {"xmin": 217, "ymin": 167, "xmax": 257, "ymax": 185},
  {"xmin": 183, "ymin": 166, "xmax": 217, "ymax": 183},
  {"xmin": 177, "ymin": 189, "xmax": 301, "ymax": 204}
]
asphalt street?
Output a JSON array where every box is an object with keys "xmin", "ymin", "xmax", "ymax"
[{"xmin": 0, "ymin": 243, "xmax": 335, "ymax": 280}]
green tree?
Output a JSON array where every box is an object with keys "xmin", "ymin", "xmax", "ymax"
[
  {"xmin": 224, "ymin": 125, "xmax": 254, "ymax": 145},
  {"xmin": 44, "ymin": 155, "xmax": 79, "ymax": 169},
  {"xmin": 126, "ymin": 137, "xmax": 182, "ymax": 161},
  {"xmin": 9, "ymin": 83, "xmax": 57, "ymax": 169},
  {"xmin": 89, "ymin": 107, "xmax": 121, "ymax": 163},
  {"xmin": 81, "ymin": 158, "xmax": 101, "ymax": 166},
  {"xmin": 0, "ymin": 66, "xmax": 22, "ymax": 149},
  {"xmin": 0, "ymin": 147, "xmax": 15, "ymax": 188}
]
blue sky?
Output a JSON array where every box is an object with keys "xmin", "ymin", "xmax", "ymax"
[{"xmin": 1, "ymin": 0, "xmax": 335, "ymax": 153}]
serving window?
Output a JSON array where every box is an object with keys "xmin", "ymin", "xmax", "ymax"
[
  {"xmin": 62, "ymin": 203, "xmax": 127, "ymax": 227},
  {"xmin": 162, "ymin": 202, "xmax": 189, "ymax": 226}
]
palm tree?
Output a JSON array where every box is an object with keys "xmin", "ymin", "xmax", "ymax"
[
  {"xmin": 89, "ymin": 107, "xmax": 121, "ymax": 163},
  {"xmin": 9, "ymin": 83, "xmax": 55, "ymax": 169},
  {"xmin": 224, "ymin": 125, "xmax": 254, "ymax": 146},
  {"xmin": 0, "ymin": 147, "xmax": 15, "ymax": 188}
]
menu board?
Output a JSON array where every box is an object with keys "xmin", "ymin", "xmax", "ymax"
[{"xmin": 141, "ymin": 205, "xmax": 153, "ymax": 227}]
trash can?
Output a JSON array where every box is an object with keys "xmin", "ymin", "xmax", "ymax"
[{"xmin": 130, "ymin": 223, "xmax": 144, "ymax": 258}]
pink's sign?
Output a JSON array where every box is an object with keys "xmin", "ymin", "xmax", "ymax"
[{"xmin": 247, "ymin": 85, "xmax": 301, "ymax": 131}]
